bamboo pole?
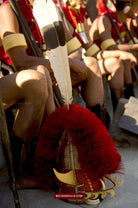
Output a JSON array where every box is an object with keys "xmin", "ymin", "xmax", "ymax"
[{"xmin": 0, "ymin": 96, "xmax": 21, "ymax": 208}]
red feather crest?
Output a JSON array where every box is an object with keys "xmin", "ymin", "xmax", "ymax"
[{"xmin": 34, "ymin": 104, "xmax": 122, "ymax": 190}]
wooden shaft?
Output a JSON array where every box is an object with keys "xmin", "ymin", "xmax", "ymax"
[
  {"xmin": 0, "ymin": 96, "xmax": 21, "ymax": 208},
  {"xmin": 9, "ymin": 0, "xmax": 42, "ymax": 57},
  {"xmin": 102, "ymin": 0, "xmax": 123, "ymax": 43}
]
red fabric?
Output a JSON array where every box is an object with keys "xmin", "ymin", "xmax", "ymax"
[
  {"xmin": 17, "ymin": 0, "xmax": 43, "ymax": 50},
  {"xmin": 97, "ymin": 0, "xmax": 107, "ymax": 15},
  {"xmin": 0, "ymin": 47, "xmax": 12, "ymax": 65},
  {"xmin": 34, "ymin": 104, "xmax": 122, "ymax": 190},
  {"xmin": 0, "ymin": 0, "xmax": 43, "ymax": 64},
  {"xmin": 60, "ymin": 170, "xmax": 103, "ymax": 194},
  {"xmin": 0, "ymin": 0, "xmax": 8, "ymax": 5},
  {"xmin": 59, "ymin": 2, "xmax": 86, "ymax": 43},
  {"xmin": 104, "ymin": 10, "xmax": 126, "ymax": 43}
]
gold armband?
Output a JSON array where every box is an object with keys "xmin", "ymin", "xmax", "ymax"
[
  {"xmin": 128, "ymin": 37, "xmax": 138, "ymax": 44},
  {"xmin": 76, "ymin": 23, "xmax": 85, "ymax": 33},
  {"xmin": 67, "ymin": 37, "xmax": 81, "ymax": 54},
  {"xmin": 2, "ymin": 33, "xmax": 27, "ymax": 54},
  {"xmin": 101, "ymin": 38, "xmax": 116, "ymax": 50},
  {"xmin": 84, "ymin": 44, "xmax": 100, "ymax": 57}
]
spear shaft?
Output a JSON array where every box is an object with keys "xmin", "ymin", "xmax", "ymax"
[
  {"xmin": 103, "ymin": 0, "xmax": 123, "ymax": 43},
  {"xmin": 0, "ymin": 96, "xmax": 21, "ymax": 208},
  {"xmin": 9, "ymin": 0, "xmax": 42, "ymax": 57},
  {"xmin": 124, "ymin": 22, "xmax": 135, "ymax": 44}
]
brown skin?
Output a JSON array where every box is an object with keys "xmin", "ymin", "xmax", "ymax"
[
  {"xmin": 61, "ymin": 6, "xmax": 104, "ymax": 107},
  {"xmin": 65, "ymin": 0, "xmax": 137, "ymax": 99},
  {"xmin": 89, "ymin": 0, "xmax": 138, "ymax": 88},
  {"xmin": 7, "ymin": 0, "xmax": 137, "ymax": 189},
  {"xmin": 0, "ymin": 1, "xmax": 57, "ymax": 189},
  {"xmin": 86, "ymin": 0, "xmax": 98, "ymax": 23},
  {"xmin": 0, "ymin": 2, "xmax": 55, "ymax": 142},
  {"xmin": 64, "ymin": 1, "xmax": 138, "ymax": 105},
  {"xmin": 90, "ymin": 1, "xmax": 138, "ymax": 57},
  {"xmin": 126, "ymin": 13, "xmax": 138, "ymax": 43},
  {"xmin": 29, "ymin": 0, "xmax": 34, "ymax": 7}
]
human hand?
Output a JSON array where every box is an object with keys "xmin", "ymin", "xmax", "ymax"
[{"xmin": 119, "ymin": 51, "xmax": 137, "ymax": 68}]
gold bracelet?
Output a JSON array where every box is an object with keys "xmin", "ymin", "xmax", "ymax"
[
  {"xmin": 84, "ymin": 44, "xmax": 100, "ymax": 57},
  {"xmin": 101, "ymin": 38, "xmax": 116, "ymax": 50},
  {"xmin": 67, "ymin": 37, "xmax": 81, "ymax": 54},
  {"xmin": 2, "ymin": 33, "xmax": 27, "ymax": 53}
]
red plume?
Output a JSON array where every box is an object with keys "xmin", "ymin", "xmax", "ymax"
[{"xmin": 34, "ymin": 104, "xmax": 122, "ymax": 190}]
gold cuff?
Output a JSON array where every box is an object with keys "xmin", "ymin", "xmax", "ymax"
[
  {"xmin": 2, "ymin": 33, "xmax": 27, "ymax": 53},
  {"xmin": 101, "ymin": 39, "xmax": 116, "ymax": 50},
  {"xmin": 84, "ymin": 44, "xmax": 100, "ymax": 57},
  {"xmin": 67, "ymin": 37, "xmax": 81, "ymax": 54},
  {"xmin": 76, "ymin": 23, "xmax": 85, "ymax": 33},
  {"xmin": 128, "ymin": 37, "xmax": 138, "ymax": 44}
]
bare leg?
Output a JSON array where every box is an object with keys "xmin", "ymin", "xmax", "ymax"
[
  {"xmin": 0, "ymin": 68, "xmax": 55, "ymax": 143},
  {"xmin": 77, "ymin": 57, "xmax": 110, "ymax": 129},
  {"xmin": 31, "ymin": 64, "xmax": 55, "ymax": 117},
  {"xmin": 98, "ymin": 58, "xmax": 124, "ymax": 90},
  {"xmin": 99, "ymin": 58, "xmax": 124, "ymax": 111},
  {"xmin": 82, "ymin": 57, "xmax": 103, "ymax": 107},
  {"xmin": 123, "ymin": 60, "xmax": 133, "ymax": 85}
]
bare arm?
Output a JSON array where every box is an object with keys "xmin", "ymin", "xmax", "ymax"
[
  {"xmin": 125, "ymin": 17, "xmax": 138, "ymax": 42},
  {"xmin": 86, "ymin": 0, "xmax": 98, "ymax": 23},
  {"xmin": 0, "ymin": 2, "xmax": 51, "ymax": 71},
  {"xmin": 80, "ymin": 17, "xmax": 93, "ymax": 50},
  {"xmin": 0, "ymin": 2, "xmax": 19, "ymax": 38},
  {"xmin": 98, "ymin": 15, "xmax": 138, "ymax": 52},
  {"xmin": 96, "ymin": 50, "xmax": 137, "ymax": 67}
]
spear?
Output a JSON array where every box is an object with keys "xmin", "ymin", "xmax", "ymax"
[
  {"xmin": 124, "ymin": 22, "xmax": 135, "ymax": 44},
  {"xmin": 0, "ymin": 96, "xmax": 21, "ymax": 208},
  {"xmin": 102, "ymin": 0, "xmax": 124, "ymax": 43}
]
